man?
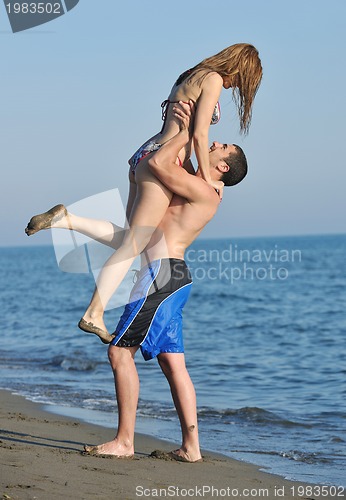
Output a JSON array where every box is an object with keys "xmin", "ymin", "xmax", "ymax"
[
  {"xmin": 25, "ymin": 104, "xmax": 247, "ymax": 462},
  {"xmin": 84, "ymin": 103, "xmax": 248, "ymax": 462}
]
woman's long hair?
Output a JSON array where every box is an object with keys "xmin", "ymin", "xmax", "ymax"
[{"xmin": 176, "ymin": 43, "xmax": 263, "ymax": 134}]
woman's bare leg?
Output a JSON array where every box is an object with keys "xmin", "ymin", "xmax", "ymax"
[
  {"xmin": 84, "ymin": 344, "xmax": 139, "ymax": 457},
  {"xmin": 81, "ymin": 160, "xmax": 172, "ymax": 334},
  {"xmin": 25, "ymin": 179, "xmax": 138, "ymax": 249},
  {"xmin": 25, "ymin": 205, "xmax": 130, "ymax": 342},
  {"xmin": 157, "ymin": 353, "xmax": 202, "ymax": 462},
  {"xmin": 57, "ymin": 212, "xmax": 125, "ymax": 247},
  {"xmin": 25, "ymin": 204, "xmax": 125, "ymax": 248}
]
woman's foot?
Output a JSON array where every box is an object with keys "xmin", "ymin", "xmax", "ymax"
[
  {"xmin": 84, "ymin": 439, "xmax": 134, "ymax": 458},
  {"xmin": 78, "ymin": 317, "xmax": 114, "ymax": 344},
  {"xmin": 25, "ymin": 204, "xmax": 68, "ymax": 236}
]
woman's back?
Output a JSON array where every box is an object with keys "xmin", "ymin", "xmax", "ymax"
[{"xmin": 153, "ymin": 70, "xmax": 221, "ymax": 162}]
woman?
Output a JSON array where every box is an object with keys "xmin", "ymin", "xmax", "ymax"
[{"xmin": 26, "ymin": 43, "xmax": 262, "ymax": 342}]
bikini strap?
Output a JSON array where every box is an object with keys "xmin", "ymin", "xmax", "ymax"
[
  {"xmin": 161, "ymin": 99, "xmax": 192, "ymax": 121},
  {"xmin": 161, "ymin": 99, "xmax": 170, "ymax": 122}
]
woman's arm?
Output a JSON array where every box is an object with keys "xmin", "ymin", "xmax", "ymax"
[
  {"xmin": 148, "ymin": 102, "xmax": 211, "ymax": 202},
  {"xmin": 193, "ymin": 72, "xmax": 223, "ymax": 185}
]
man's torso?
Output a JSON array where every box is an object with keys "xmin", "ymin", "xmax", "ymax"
[{"xmin": 144, "ymin": 188, "xmax": 219, "ymax": 263}]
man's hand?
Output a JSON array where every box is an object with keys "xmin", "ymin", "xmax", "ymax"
[{"xmin": 173, "ymin": 100, "xmax": 195, "ymax": 133}]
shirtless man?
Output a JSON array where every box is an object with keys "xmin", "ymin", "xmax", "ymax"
[
  {"xmin": 25, "ymin": 103, "xmax": 247, "ymax": 462},
  {"xmin": 84, "ymin": 103, "xmax": 248, "ymax": 462}
]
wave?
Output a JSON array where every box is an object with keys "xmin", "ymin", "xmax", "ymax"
[
  {"xmin": 231, "ymin": 448, "xmax": 331, "ymax": 466},
  {"xmin": 197, "ymin": 406, "xmax": 313, "ymax": 428},
  {"xmin": 47, "ymin": 355, "xmax": 97, "ymax": 372},
  {"xmin": 279, "ymin": 450, "xmax": 331, "ymax": 464}
]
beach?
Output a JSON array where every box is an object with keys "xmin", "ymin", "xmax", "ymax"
[{"xmin": 1, "ymin": 389, "xmax": 343, "ymax": 500}]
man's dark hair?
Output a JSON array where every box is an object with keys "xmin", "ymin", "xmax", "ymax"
[{"xmin": 221, "ymin": 144, "xmax": 248, "ymax": 186}]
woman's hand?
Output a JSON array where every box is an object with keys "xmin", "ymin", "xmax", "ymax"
[{"xmin": 209, "ymin": 180, "xmax": 224, "ymax": 201}]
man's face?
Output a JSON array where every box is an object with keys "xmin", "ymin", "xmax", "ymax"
[{"xmin": 209, "ymin": 142, "xmax": 236, "ymax": 166}]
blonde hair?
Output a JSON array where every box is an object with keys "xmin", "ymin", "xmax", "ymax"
[{"xmin": 178, "ymin": 43, "xmax": 263, "ymax": 134}]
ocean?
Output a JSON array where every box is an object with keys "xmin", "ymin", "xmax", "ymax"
[{"xmin": 0, "ymin": 234, "xmax": 345, "ymax": 487}]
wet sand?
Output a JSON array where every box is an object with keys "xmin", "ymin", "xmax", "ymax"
[{"xmin": 0, "ymin": 389, "xmax": 341, "ymax": 500}]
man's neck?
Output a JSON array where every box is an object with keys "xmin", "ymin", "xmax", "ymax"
[{"xmin": 195, "ymin": 168, "xmax": 216, "ymax": 180}]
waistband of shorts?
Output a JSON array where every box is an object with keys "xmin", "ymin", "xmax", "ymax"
[{"xmin": 140, "ymin": 257, "xmax": 186, "ymax": 270}]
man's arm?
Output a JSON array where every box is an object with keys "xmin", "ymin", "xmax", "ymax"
[
  {"xmin": 148, "ymin": 103, "xmax": 212, "ymax": 202},
  {"xmin": 125, "ymin": 171, "xmax": 136, "ymax": 224},
  {"xmin": 182, "ymin": 159, "xmax": 196, "ymax": 175}
]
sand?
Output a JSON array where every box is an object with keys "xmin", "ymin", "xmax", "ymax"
[{"xmin": 0, "ymin": 389, "xmax": 342, "ymax": 500}]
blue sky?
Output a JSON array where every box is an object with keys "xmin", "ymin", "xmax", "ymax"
[{"xmin": 1, "ymin": 0, "xmax": 345, "ymax": 246}]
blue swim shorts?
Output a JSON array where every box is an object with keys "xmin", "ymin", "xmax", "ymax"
[{"xmin": 111, "ymin": 258, "xmax": 192, "ymax": 361}]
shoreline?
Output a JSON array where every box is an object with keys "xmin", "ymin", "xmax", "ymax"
[{"xmin": 1, "ymin": 389, "xmax": 343, "ymax": 500}]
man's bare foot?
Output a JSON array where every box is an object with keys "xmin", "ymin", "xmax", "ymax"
[
  {"xmin": 150, "ymin": 448, "xmax": 203, "ymax": 463},
  {"xmin": 78, "ymin": 317, "xmax": 114, "ymax": 344},
  {"xmin": 84, "ymin": 439, "xmax": 134, "ymax": 458},
  {"xmin": 25, "ymin": 204, "xmax": 68, "ymax": 236},
  {"xmin": 169, "ymin": 448, "xmax": 203, "ymax": 463}
]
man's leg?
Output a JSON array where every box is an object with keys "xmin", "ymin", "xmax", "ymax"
[
  {"xmin": 157, "ymin": 353, "xmax": 202, "ymax": 462},
  {"xmin": 84, "ymin": 344, "xmax": 140, "ymax": 457}
]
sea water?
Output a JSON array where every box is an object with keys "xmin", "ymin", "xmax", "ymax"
[{"xmin": 0, "ymin": 234, "xmax": 345, "ymax": 486}]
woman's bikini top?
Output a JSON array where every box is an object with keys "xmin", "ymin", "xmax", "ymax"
[{"xmin": 160, "ymin": 99, "xmax": 221, "ymax": 128}]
